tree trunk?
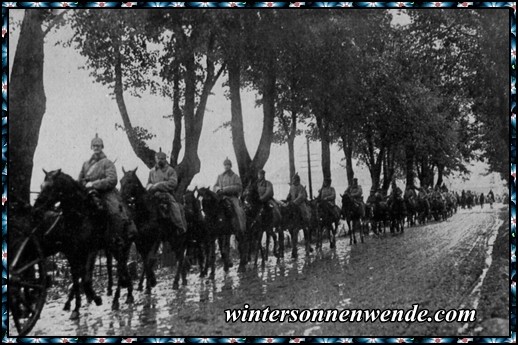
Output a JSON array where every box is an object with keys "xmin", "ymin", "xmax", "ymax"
[
  {"xmin": 228, "ymin": 59, "xmax": 252, "ymax": 182},
  {"xmin": 435, "ymin": 163, "xmax": 444, "ymax": 188},
  {"xmin": 170, "ymin": 66, "xmax": 182, "ymax": 167},
  {"xmin": 382, "ymin": 147, "xmax": 395, "ymax": 193},
  {"xmin": 287, "ymin": 133, "xmax": 296, "ymax": 182},
  {"xmin": 405, "ymin": 144, "xmax": 415, "ymax": 187},
  {"xmin": 114, "ymin": 45, "xmax": 156, "ymax": 168},
  {"xmin": 9, "ymin": 10, "xmax": 46, "ymax": 204},
  {"xmin": 228, "ymin": 57, "xmax": 276, "ymax": 187},
  {"xmin": 341, "ymin": 132, "xmax": 355, "ymax": 187},
  {"xmin": 317, "ymin": 116, "xmax": 331, "ymax": 181}
]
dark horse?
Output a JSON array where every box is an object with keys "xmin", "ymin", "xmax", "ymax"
[
  {"xmin": 196, "ymin": 187, "xmax": 249, "ymax": 272},
  {"xmin": 119, "ymin": 168, "xmax": 188, "ymax": 291},
  {"xmin": 33, "ymin": 169, "xmax": 133, "ymax": 316},
  {"xmin": 341, "ymin": 194, "xmax": 364, "ymax": 244},
  {"xmin": 184, "ymin": 188, "xmax": 214, "ymax": 278},
  {"xmin": 404, "ymin": 190, "xmax": 417, "ymax": 227},
  {"xmin": 278, "ymin": 201, "xmax": 313, "ymax": 258},
  {"xmin": 242, "ymin": 182, "xmax": 281, "ymax": 266},
  {"xmin": 309, "ymin": 198, "xmax": 340, "ymax": 250},
  {"xmin": 388, "ymin": 196, "xmax": 406, "ymax": 233},
  {"xmin": 370, "ymin": 198, "xmax": 389, "ymax": 236}
]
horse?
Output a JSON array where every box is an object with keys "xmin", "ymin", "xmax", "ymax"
[
  {"xmin": 430, "ymin": 195, "xmax": 447, "ymax": 221},
  {"xmin": 278, "ymin": 200, "xmax": 313, "ymax": 258},
  {"xmin": 33, "ymin": 169, "xmax": 133, "ymax": 316},
  {"xmin": 309, "ymin": 198, "xmax": 340, "ymax": 250},
  {"xmin": 119, "ymin": 168, "xmax": 188, "ymax": 291},
  {"xmin": 370, "ymin": 198, "xmax": 389, "ymax": 236},
  {"xmin": 416, "ymin": 195, "xmax": 430, "ymax": 225},
  {"xmin": 404, "ymin": 190, "xmax": 417, "ymax": 227},
  {"xmin": 242, "ymin": 182, "xmax": 281, "ymax": 266},
  {"xmin": 341, "ymin": 194, "xmax": 364, "ymax": 244},
  {"xmin": 184, "ymin": 188, "xmax": 214, "ymax": 278},
  {"xmin": 196, "ymin": 187, "xmax": 249, "ymax": 272},
  {"xmin": 388, "ymin": 196, "xmax": 406, "ymax": 233}
]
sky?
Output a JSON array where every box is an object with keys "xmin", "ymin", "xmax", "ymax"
[{"xmin": 8, "ymin": 9, "xmax": 506, "ymax": 204}]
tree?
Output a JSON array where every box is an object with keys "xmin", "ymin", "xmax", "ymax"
[
  {"xmin": 10, "ymin": 9, "xmax": 65, "ymax": 204},
  {"xmin": 69, "ymin": 10, "xmax": 224, "ymax": 195}
]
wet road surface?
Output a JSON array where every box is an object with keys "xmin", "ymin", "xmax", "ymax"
[{"xmin": 23, "ymin": 205, "xmax": 508, "ymax": 337}]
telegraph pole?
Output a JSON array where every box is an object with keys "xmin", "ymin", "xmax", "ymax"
[{"xmin": 307, "ymin": 137, "xmax": 313, "ymax": 199}]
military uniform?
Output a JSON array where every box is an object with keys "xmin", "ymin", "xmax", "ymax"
[
  {"xmin": 257, "ymin": 178, "xmax": 281, "ymax": 220},
  {"xmin": 214, "ymin": 169, "xmax": 246, "ymax": 232},
  {"xmin": 345, "ymin": 182, "xmax": 365, "ymax": 216},
  {"xmin": 286, "ymin": 182, "xmax": 311, "ymax": 223},
  {"xmin": 147, "ymin": 163, "xmax": 187, "ymax": 233},
  {"xmin": 78, "ymin": 152, "xmax": 136, "ymax": 239},
  {"xmin": 318, "ymin": 184, "xmax": 341, "ymax": 219}
]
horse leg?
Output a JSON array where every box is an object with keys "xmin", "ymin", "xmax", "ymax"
[
  {"xmin": 112, "ymin": 282, "xmax": 121, "ymax": 310},
  {"xmin": 68, "ymin": 266, "xmax": 82, "ymax": 320},
  {"xmin": 106, "ymin": 250, "xmax": 113, "ymax": 297},
  {"xmin": 83, "ymin": 252, "xmax": 102, "ymax": 306},
  {"xmin": 278, "ymin": 228, "xmax": 285, "ymax": 258},
  {"xmin": 209, "ymin": 238, "xmax": 216, "ymax": 279},
  {"xmin": 291, "ymin": 228, "xmax": 298, "ymax": 259},
  {"xmin": 349, "ymin": 221, "xmax": 353, "ymax": 245}
]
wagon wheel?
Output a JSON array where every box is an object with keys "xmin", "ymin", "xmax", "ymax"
[{"xmin": 9, "ymin": 235, "xmax": 48, "ymax": 336}]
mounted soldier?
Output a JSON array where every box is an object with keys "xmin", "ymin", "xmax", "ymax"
[
  {"xmin": 146, "ymin": 149, "xmax": 187, "ymax": 234},
  {"xmin": 256, "ymin": 169, "xmax": 282, "ymax": 220},
  {"xmin": 285, "ymin": 173, "xmax": 311, "ymax": 223},
  {"xmin": 388, "ymin": 179, "xmax": 403, "ymax": 207},
  {"xmin": 78, "ymin": 134, "xmax": 137, "ymax": 240},
  {"xmin": 213, "ymin": 157, "xmax": 247, "ymax": 233},
  {"xmin": 317, "ymin": 177, "xmax": 341, "ymax": 219},
  {"xmin": 344, "ymin": 178, "xmax": 365, "ymax": 217}
]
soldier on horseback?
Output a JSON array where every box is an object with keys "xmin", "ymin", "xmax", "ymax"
[
  {"xmin": 345, "ymin": 178, "xmax": 365, "ymax": 217},
  {"xmin": 146, "ymin": 149, "xmax": 187, "ymax": 234},
  {"xmin": 285, "ymin": 173, "xmax": 311, "ymax": 223},
  {"xmin": 388, "ymin": 180, "xmax": 403, "ymax": 207},
  {"xmin": 78, "ymin": 134, "xmax": 137, "ymax": 240},
  {"xmin": 213, "ymin": 157, "xmax": 247, "ymax": 233},
  {"xmin": 256, "ymin": 169, "xmax": 282, "ymax": 220},
  {"xmin": 317, "ymin": 177, "xmax": 341, "ymax": 219}
]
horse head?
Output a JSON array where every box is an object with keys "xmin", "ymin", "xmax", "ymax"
[
  {"xmin": 35, "ymin": 169, "xmax": 85, "ymax": 213},
  {"xmin": 120, "ymin": 167, "xmax": 143, "ymax": 209}
]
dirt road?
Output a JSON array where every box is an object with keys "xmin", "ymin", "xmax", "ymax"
[{"xmin": 24, "ymin": 204, "xmax": 509, "ymax": 337}]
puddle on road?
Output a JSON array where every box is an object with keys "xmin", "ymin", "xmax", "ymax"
[{"xmin": 28, "ymin": 231, "xmax": 355, "ymax": 336}]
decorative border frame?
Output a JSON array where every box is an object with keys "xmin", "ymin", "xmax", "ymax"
[{"xmin": 1, "ymin": 1, "xmax": 515, "ymax": 343}]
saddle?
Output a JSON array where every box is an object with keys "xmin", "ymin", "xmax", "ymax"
[
  {"xmin": 153, "ymin": 192, "xmax": 172, "ymax": 220},
  {"xmin": 87, "ymin": 189, "xmax": 106, "ymax": 213}
]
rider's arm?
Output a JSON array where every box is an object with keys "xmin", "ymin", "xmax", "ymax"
[
  {"xmin": 92, "ymin": 160, "xmax": 117, "ymax": 191},
  {"xmin": 293, "ymin": 187, "xmax": 307, "ymax": 205},
  {"xmin": 78, "ymin": 162, "xmax": 87, "ymax": 185},
  {"xmin": 259, "ymin": 181, "xmax": 274, "ymax": 202},
  {"xmin": 151, "ymin": 168, "xmax": 178, "ymax": 193},
  {"xmin": 222, "ymin": 174, "xmax": 242, "ymax": 196},
  {"xmin": 325, "ymin": 187, "xmax": 336, "ymax": 201}
]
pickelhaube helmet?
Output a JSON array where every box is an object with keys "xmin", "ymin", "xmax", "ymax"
[
  {"xmin": 258, "ymin": 169, "xmax": 265, "ymax": 175},
  {"xmin": 293, "ymin": 173, "xmax": 300, "ymax": 181},
  {"xmin": 91, "ymin": 133, "xmax": 104, "ymax": 148},
  {"xmin": 156, "ymin": 147, "xmax": 167, "ymax": 160},
  {"xmin": 223, "ymin": 157, "xmax": 232, "ymax": 167}
]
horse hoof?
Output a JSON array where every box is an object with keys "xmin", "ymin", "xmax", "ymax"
[
  {"xmin": 107, "ymin": 289, "xmax": 113, "ymax": 296},
  {"xmin": 63, "ymin": 302, "xmax": 71, "ymax": 311},
  {"xmin": 173, "ymin": 282, "xmax": 179, "ymax": 290},
  {"xmin": 228, "ymin": 262, "xmax": 234, "ymax": 268},
  {"xmin": 70, "ymin": 311, "xmax": 80, "ymax": 320},
  {"xmin": 126, "ymin": 295, "xmax": 134, "ymax": 304},
  {"xmin": 182, "ymin": 280, "xmax": 188, "ymax": 286},
  {"xmin": 209, "ymin": 273, "xmax": 215, "ymax": 280},
  {"xmin": 238, "ymin": 265, "xmax": 246, "ymax": 273},
  {"xmin": 137, "ymin": 285, "xmax": 143, "ymax": 292},
  {"xmin": 112, "ymin": 303, "xmax": 119, "ymax": 311},
  {"xmin": 145, "ymin": 287, "xmax": 152, "ymax": 294},
  {"xmin": 150, "ymin": 277, "xmax": 157, "ymax": 288},
  {"xmin": 94, "ymin": 296, "xmax": 103, "ymax": 306}
]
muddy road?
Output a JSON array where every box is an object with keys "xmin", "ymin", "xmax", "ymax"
[{"xmin": 23, "ymin": 204, "xmax": 508, "ymax": 337}]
